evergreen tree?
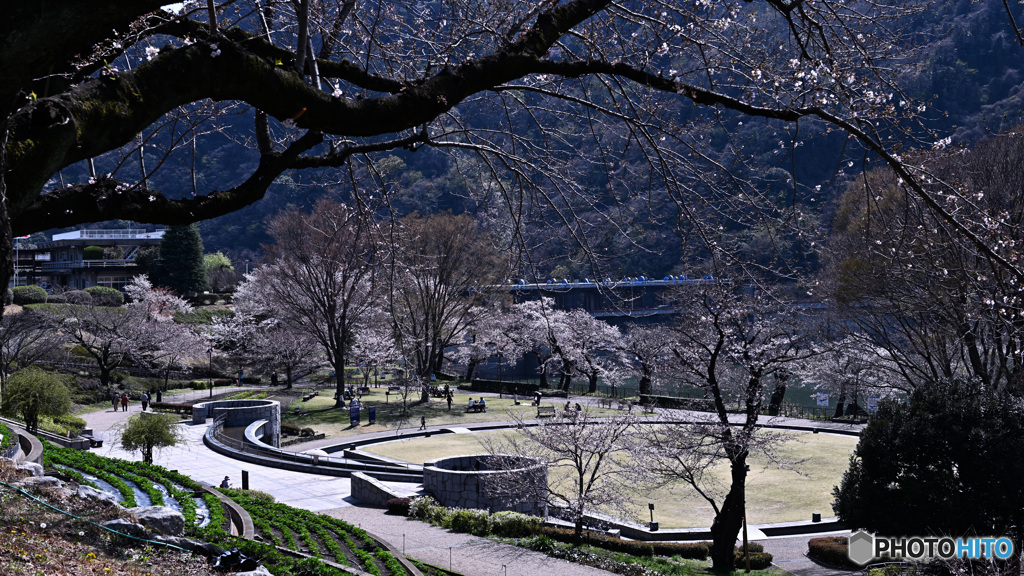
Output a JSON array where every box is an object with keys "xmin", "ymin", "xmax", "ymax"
[
  {"xmin": 834, "ymin": 379, "xmax": 1024, "ymax": 561},
  {"xmin": 158, "ymin": 225, "xmax": 208, "ymax": 295}
]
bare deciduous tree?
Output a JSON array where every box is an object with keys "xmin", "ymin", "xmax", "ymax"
[
  {"xmin": 488, "ymin": 407, "xmax": 645, "ymax": 542},
  {"xmin": 260, "ymin": 199, "xmax": 378, "ymax": 405},
  {"xmin": 387, "ymin": 213, "xmax": 505, "ymax": 397}
]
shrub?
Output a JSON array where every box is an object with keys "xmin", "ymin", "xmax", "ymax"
[
  {"xmin": 83, "ymin": 246, "xmax": 105, "ymax": 260},
  {"xmin": 651, "ymin": 541, "xmax": 711, "ymax": 560},
  {"xmin": 299, "ymin": 427, "xmax": 314, "ymax": 437},
  {"xmin": 46, "ymin": 293, "xmax": 67, "ymax": 304},
  {"xmin": 4, "ymin": 288, "xmax": 12, "ymax": 305},
  {"xmin": 537, "ymin": 526, "xmax": 654, "ymax": 557},
  {"xmin": 490, "ymin": 511, "xmax": 542, "ymax": 538},
  {"xmin": 408, "ymin": 496, "xmax": 448, "ymax": 524},
  {"xmin": 386, "ymin": 498, "xmax": 412, "ymax": 516},
  {"xmin": 63, "ymin": 290, "xmax": 93, "ymax": 305},
  {"xmin": 448, "ymin": 508, "xmax": 492, "ymax": 536},
  {"xmin": 12, "ymin": 285, "xmax": 47, "ymax": 305},
  {"xmin": 281, "ymin": 423, "xmax": 301, "ymax": 436},
  {"xmin": 53, "ymin": 414, "xmax": 87, "ymax": 435},
  {"xmin": 735, "ymin": 550, "xmax": 774, "ymax": 570},
  {"xmin": 85, "ymin": 286, "xmax": 124, "ymax": 306},
  {"xmin": 808, "ymin": 536, "xmax": 865, "ymax": 567}
]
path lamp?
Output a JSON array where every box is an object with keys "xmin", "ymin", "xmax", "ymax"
[{"xmin": 208, "ymin": 348, "xmax": 214, "ymax": 397}]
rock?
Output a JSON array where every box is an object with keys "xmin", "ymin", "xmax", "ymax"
[
  {"xmin": 102, "ymin": 518, "xmax": 148, "ymax": 538},
  {"xmin": 16, "ymin": 461, "xmax": 44, "ymax": 477},
  {"xmin": 151, "ymin": 535, "xmax": 225, "ymax": 558},
  {"xmin": 129, "ymin": 506, "xmax": 185, "ymax": 537},
  {"xmin": 231, "ymin": 567, "xmax": 275, "ymax": 576},
  {"xmin": 77, "ymin": 484, "xmax": 120, "ymax": 506},
  {"xmin": 14, "ymin": 476, "xmax": 63, "ymax": 489}
]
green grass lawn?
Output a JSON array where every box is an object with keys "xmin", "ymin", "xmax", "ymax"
[
  {"xmin": 280, "ymin": 388, "xmax": 625, "ymax": 437},
  {"xmin": 364, "ymin": 429, "xmax": 856, "ymax": 529}
]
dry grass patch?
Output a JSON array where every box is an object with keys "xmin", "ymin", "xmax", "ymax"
[{"xmin": 364, "ymin": 429, "xmax": 856, "ymax": 528}]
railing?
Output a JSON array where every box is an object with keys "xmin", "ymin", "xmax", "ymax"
[
  {"xmin": 208, "ymin": 416, "xmax": 421, "ymax": 477},
  {"xmin": 52, "ymin": 229, "xmax": 164, "ymax": 241},
  {"xmin": 41, "ymin": 259, "xmax": 137, "ymax": 271}
]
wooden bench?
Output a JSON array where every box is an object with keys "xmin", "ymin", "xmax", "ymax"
[
  {"xmin": 598, "ymin": 398, "xmax": 613, "ymax": 409},
  {"xmin": 617, "ymin": 400, "xmax": 633, "ymax": 412},
  {"xmin": 82, "ymin": 434, "xmax": 103, "ymax": 448},
  {"xmin": 387, "ymin": 386, "xmax": 402, "ymax": 393},
  {"xmin": 466, "ymin": 403, "xmax": 487, "ymax": 413},
  {"xmin": 642, "ymin": 403, "xmax": 656, "ymax": 414},
  {"xmin": 537, "ymin": 405, "xmax": 556, "ymax": 418}
]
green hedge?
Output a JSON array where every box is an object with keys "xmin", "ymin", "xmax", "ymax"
[
  {"xmin": 406, "ymin": 496, "xmax": 710, "ymax": 560},
  {"xmin": 12, "ymin": 285, "xmax": 47, "ymax": 305},
  {"xmin": 85, "ymin": 286, "xmax": 124, "ymax": 306},
  {"xmin": 808, "ymin": 536, "xmax": 863, "ymax": 567}
]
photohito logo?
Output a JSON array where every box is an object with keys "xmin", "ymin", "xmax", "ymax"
[{"xmin": 847, "ymin": 531, "xmax": 1015, "ymax": 564}]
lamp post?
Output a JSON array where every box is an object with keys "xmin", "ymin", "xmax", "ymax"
[
  {"xmin": 648, "ymin": 503, "xmax": 657, "ymax": 531},
  {"xmin": 207, "ymin": 348, "xmax": 214, "ymax": 398}
]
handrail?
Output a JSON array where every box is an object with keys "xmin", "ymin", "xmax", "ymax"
[{"xmin": 207, "ymin": 416, "xmax": 421, "ymax": 477}]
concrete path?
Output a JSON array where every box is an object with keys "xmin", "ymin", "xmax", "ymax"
[{"xmin": 78, "ymin": 389, "xmax": 857, "ymax": 576}]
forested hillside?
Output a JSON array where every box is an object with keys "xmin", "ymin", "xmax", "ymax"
[{"xmin": 34, "ymin": 0, "xmax": 1024, "ymax": 281}]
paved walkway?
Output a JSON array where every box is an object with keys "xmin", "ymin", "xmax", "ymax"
[{"xmin": 79, "ymin": 389, "xmax": 859, "ymax": 576}]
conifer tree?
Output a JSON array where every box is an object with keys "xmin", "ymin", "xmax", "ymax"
[{"xmin": 158, "ymin": 224, "xmax": 208, "ymax": 295}]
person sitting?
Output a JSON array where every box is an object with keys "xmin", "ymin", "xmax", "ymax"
[
  {"xmin": 575, "ymin": 402, "xmax": 582, "ymax": 412},
  {"xmin": 220, "ymin": 476, "xmax": 230, "ymax": 489},
  {"xmin": 468, "ymin": 398, "xmax": 476, "ymax": 409},
  {"xmin": 478, "ymin": 397, "xmax": 486, "ymax": 410}
]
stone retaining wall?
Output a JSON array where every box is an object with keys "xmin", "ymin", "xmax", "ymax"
[
  {"xmin": 193, "ymin": 400, "xmax": 281, "ymax": 447},
  {"xmin": 423, "ymin": 454, "xmax": 546, "ymax": 515},
  {"xmin": 351, "ymin": 472, "xmax": 404, "ymax": 508}
]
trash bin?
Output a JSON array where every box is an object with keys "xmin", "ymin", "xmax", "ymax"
[
  {"xmin": 649, "ymin": 521, "xmax": 659, "ymax": 532},
  {"xmin": 812, "ymin": 512, "xmax": 821, "ymax": 522}
]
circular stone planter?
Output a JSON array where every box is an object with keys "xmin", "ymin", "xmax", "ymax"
[
  {"xmin": 193, "ymin": 399, "xmax": 281, "ymax": 447},
  {"xmin": 423, "ymin": 454, "xmax": 546, "ymax": 515}
]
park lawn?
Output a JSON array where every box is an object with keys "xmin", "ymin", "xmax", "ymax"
[
  {"xmin": 364, "ymin": 429, "xmax": 856, "ymax": 529},
  {"xmin": 280, "ymin": 389, "xmax": 625, "ymax": 438}
]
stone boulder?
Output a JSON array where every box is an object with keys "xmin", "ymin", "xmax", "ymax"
[
  {"xmin": 102, "ymin": 518, "xmax": 148, "ymax": 538},
  {"xmin": 14, "ymin": 476, "xmax": 63, "ymax": 489},
  {"xmin": 77, "ymin": 484, "xmax": 120, "ymax": 507},
  {"xmin": 16, "ymin": 461, "xmax": 44, "ymax": 477},
  {"xmin": 129, "ymin": 506, "xmax": 185, "ymax": 537}
]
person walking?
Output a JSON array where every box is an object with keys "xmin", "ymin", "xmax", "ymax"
[
  {"xmin": 419, "ymin": 416, "xmax": 426, "ymax": 430},
  {"xmin": 446, "ymin": 392, "xmax": 453, "ymax": 411},
  {"xmin": 120, "ymin": 393, "xmax": 129, "ymax": 412},
  {"xmin": 112, "ymin": 392, "xmax": 120, "ymax": 412},
  {"xmin": 140, "ymin": 392, "xmax": 150, "ymax": 412}
]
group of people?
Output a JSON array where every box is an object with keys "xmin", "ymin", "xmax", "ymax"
[{"xmin": 111, "ymin": 391, "xmax": 151, "ymax": 412}]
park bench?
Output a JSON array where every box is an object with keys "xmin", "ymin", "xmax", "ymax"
[
  {"xmin": 598, "ymin": 398, "xmax": 613, "ymax": 409},
  {"xmin": 387, "ymin": 386, "xmax": 402, "ymax": 393},
  {"xmin": 642, "ymin": 403, "xmax": 656, "ymax": 414},
  {"xmin": 617, "ymin": 399, "xmax": 633, "ymax": 412},
  {"xmin": 537, "ymin": 405, "xmax": 556, "ymax": 418},
  {"xmin": 81, "ymin": 434, "xmax": 103, "ymax": 448},
  {"xmin": 466, "ymin": 403, "xmax": 487, "ymax": 413}
]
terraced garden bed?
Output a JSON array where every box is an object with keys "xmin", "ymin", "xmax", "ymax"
[
  {"xmin": 42, "ymin": 441, "xmax": 226, "ymax": 537},
  {"xmin": 37, "ymin": 442, "xmax": 422, "ymax": 575},
  {"xmin": 224, "ymin": 488, "xmax": 412, "ymax": 576}
]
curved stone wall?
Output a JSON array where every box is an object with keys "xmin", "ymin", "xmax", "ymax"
[
  {"xmin": 423, "ymin": 454, "xmax": 547, "ymax": 515},
  {"xmin": 193, "ymin": 399, "xmax": 281, "ymax": 448}
]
